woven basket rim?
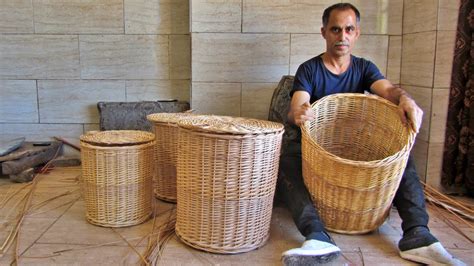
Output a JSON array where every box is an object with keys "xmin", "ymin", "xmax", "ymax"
[
  {"xmin": 80, "ymin": 130, "xmax": 155, "ymax": 146},
  {"xmin": 80, "ymin": 139, "xmax": 155, "ymax": 150},
  {"xmin": 301, "ymin": 93, "xmax": 416, "ymax": 167},
  {"xmin": 177, "ymin": 115, "xmax": 284, "ymax": 135},
  {"xmin": 147, "ymin": 112, "xmax": 194, "ymax": 124}
]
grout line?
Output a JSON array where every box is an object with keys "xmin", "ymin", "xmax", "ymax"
[
  {"xmin": 123, "ymin": 0, "xmax": 125, "ymax": 34},
  {"xmin": 288, "ymin": 34, "xmax": 292, "ymax": 75},
  {"xmin": 400, "ymin": 0, "xmax": 404, "ymax": 85},
  {"xmin": 168, "ymin": 34, "xmax": 171, "ymax": 80},
  {"xmin": 241, "ymin": 0, "xmax": 243, "ymax": 33},
  {"xmin": 77, "ymin": 35, "xmax": 82, "ymax": 80},
  {"xmin": 386, "ymin": 35, "xmax": 390, "ymax": 79},
  {"xmin": 424, "ymin": 0, "xmax": 441, "ymax": 170},
  {"xmin": 36, "ymin": 80, "xmax": 40, "ymax": 123},
  {"xmin": 19, "ymin": 195, "xmax": 80, "ymax": 257},
  {"xmin": 239, "ymin": 82, "xmax": 242, "ymax": 116},
  {"xmin": 124, "ymin": 79, "xmax": 128, "ymax": 101},
  {"xmin": 31, "ymin": 0, "xmax": 36, "ymax": 34}
]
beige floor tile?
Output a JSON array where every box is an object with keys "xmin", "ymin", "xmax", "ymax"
[
  {"xmin": 428, "ymin": 226, "xmax": 474, "ymax": 250},
  {"xmin": 0, "ymin": 217, "xmax": 56, "ymax": 264},
  {"xmin": 17, "ymin": 217, "xmax": 58, "ymax": 254},
  {"xmin": 0, "ymin": 166, "xmax": 472, "ymax": 265},
  {"xmin": 0, "ymin": 247, "xmax": 15, "ymax": 265},
  {"xmin": 338, "ymin": 251, "xmax": 416, "ymax": 265},
  {"xmin": 112, "ymin": 201, "xmax": 176, "ymax": 247},
  {"xmin": 18, "ymin": 243, "xmax": 145, "ymax": 265},
  {"xmin": 26, "ymin": 190, "xmax": 80, "ymax": 219},
  {"xmin": 331, "ymin": 231, "xmax": 399, "ymax": 254},
  {"xmin": 36, "ymin": 200, "xmax": 122, "ymax": 245}
]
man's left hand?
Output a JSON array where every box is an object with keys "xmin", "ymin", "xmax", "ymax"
[{"xmin": 398, "ymin": 94, "xmax": 423, "ymax": 133}]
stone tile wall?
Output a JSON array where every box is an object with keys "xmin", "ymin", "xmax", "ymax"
[
  {"xmin": 191, "ymin": 0, "xmax": 403, "ymax": 120},
  {"xmin": 401, "ymin": 0, "xmax": 459, "ymax": 188},
  {"xmin": 0, "ymin": 0, "xmax": 190, "ymax": 155}
]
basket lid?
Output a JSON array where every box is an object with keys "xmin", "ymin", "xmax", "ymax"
[
  {"xmin": 80, "ymin": 130, "xmax": 155, "ymax": 146},
  {"xmin": 147, "ymin": 112, "xmax": 193, "ymax": 124},
  {"xmin": 177, "ymin": 115, "xmax": 284, "ymax": 135}
]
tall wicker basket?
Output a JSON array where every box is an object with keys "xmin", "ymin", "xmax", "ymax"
[
  {"xmin": 147, "ymin": 112, "xmax": 193, "ymax": 202},
  {"xmin": 80, "ymin": 130, "xmax": 155, "ymax": 227},
  {"xmin": 175, "ymin": 116, "xmax": 284, "ymax": 253},
  {"xmin": 301, "ymin": 93, "xmax": 416, "ymax": 234}
]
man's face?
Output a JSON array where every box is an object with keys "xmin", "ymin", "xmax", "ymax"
[{"xmin": 321, "ymin": 9, "xmax": 360, "ymax": 58}]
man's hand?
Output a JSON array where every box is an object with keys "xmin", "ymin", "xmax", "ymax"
[
  {"xmin": 370, "ymin": 80, "xmax": 423, "ymax": 133},
  {"xmin": 398, "ymin": 94, "xmax": 423, "ymax": 133},
  {"xmin": 293, "ymin": 102, "xmax": 315, "ymax": 126}
]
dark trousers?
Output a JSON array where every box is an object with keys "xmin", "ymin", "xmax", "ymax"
[{"xmin": 276, "ymin": 140, "xmax": 429, "ymax": 238}]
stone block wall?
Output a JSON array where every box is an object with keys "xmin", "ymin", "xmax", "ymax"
[
  {"xmin": 0, "ymin": 0, "xmax": 191, "ymax": 155},
  {"xmin": 190, "ymin": 0, "xmax": 403, "ymax": 119},
  {"xmin": 401, "ymin": 0, "xmax": 459, "ymax": 188}
]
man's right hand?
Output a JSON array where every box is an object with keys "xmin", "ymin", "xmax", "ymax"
[
  {"xmin": 288, "ymin": 91, "xmax": 314, "ymax": 126},
  {"xmin": 293, "ymin": 102, "xmax": 315, "ymax": 126}
]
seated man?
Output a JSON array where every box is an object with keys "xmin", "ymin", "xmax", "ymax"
[{"xmin": 279, "ymin": 3, "xmax": 465, "ymax": 266}]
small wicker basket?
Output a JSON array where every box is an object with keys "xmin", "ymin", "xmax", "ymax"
[
  {"xmin": 175, "ymin": 115, "xmax": 284, "ymax": 253},
  {"xmin": 80, "ymin": 130, "xmax": 155, "ymax": 227},
  {"xmin": 301, "ymin": 93, "xmax": 416, "ymax": 234},
  {"xmin": 147, "ymin": 112, "xmax": 193, "ymax": 202}
]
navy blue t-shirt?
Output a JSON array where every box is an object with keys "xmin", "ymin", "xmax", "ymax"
[{"xmin": 292, "ymin": 54, "xmax": 385, "ymax": 103}]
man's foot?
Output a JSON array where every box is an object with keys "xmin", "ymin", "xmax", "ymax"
[
  {"xmin": 399, "ymin": 226, "xmax": 465, "ymax": 265},
  {"xmin": 281, "ymin": 239, "xmax": 341, "ymax": 265}
]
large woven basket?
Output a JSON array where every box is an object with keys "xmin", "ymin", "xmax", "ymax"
[
  {"xmin": 175, "ymin": 115, "xmax": 284, "ymax": 253},
  {"xmin": 301, "ymin": 93, "xmax": 416, "ymax": 234},
  {"xmin": 147, "ymin": 112, "xmax": 193, "ymax": 202},
  {"xmin": 80, "ymin": 130, "xmax": 155, "ymax": 227}
]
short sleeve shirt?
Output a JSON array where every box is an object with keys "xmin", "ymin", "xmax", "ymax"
[{"xmin": 292, "ymin": 54, "xmax": 385, "ymax": 103}]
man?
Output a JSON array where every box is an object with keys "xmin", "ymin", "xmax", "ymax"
[{"xmin": 279, "ymin": 3, "xmax": 465, "ymax": 266}]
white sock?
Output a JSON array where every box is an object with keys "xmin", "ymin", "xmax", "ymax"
[
  {"xmin": 399, "ymin": 242, "xmax": 466, "ymax": 266},
  {"xmin": 281, "ymin": 239, "xmax": 341, "ymax": 265}
]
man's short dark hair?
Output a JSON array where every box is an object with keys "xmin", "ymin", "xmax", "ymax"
[{"xmin": 322, "ymin": 3, "xmax": 360, "ymax": 27}]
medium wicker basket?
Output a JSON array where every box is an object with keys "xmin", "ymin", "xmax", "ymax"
[
  {"xmin": 175, "ymin": 115, "xmax": 284, "ymax": 253},
  {"xmin": 147, "ymin": 112, "xmax": 193, "ymax": 202},
  {"xmin": 80, "ymin": 130, "xmax": 155, "ymax": 227},
  {"xmin": 301, "ymin": 93, "xmax": 416, "ymax": 234}
]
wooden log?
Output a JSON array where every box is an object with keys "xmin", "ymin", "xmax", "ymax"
[
  {"xmin": 0, "ymin": 142, "xmax": 60, "ymax": 162},
  {"xmin": 53, "ymin": 136, "xmax": 81, "ymax": 151},
  {"xmin": 50, "ymin": 156, "xmax": 81, "ymax": 167},
  {"xmin": 1, "ymin": 142, "xmax": 61, "ymax": 175},
  {"xmin": 9, "ymin": 168, "xmax": 35, "ymax": 183}
]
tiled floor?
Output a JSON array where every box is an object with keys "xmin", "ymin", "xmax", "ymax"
[{"xmin": 0, "ymin": 166, "xmax": 472, "ymax": 265}]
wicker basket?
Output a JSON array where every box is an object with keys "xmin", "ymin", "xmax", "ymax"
[
  {"xmin": 175, "ymin": 115, "xmax": 284, "ymax": 253},
  {"xmin": 80, "ymin": 130, "xmax": 155, "ymax": 227},
  {"xmin": 301, "ymin": 93, "xmax": 416, "ymax": 234},
  {"xmin": 147, "ymin": 112, "xmax": 193, "ymax": 202}
]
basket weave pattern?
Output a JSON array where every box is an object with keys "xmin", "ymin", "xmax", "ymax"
[
  {"xmin": 301, "ymin": 94, "xmax": 416, "ymax": 234},
  {"xmin": 147, "ymin": 113, "xmax": 193, "ymax": 202},
  {"xmin": 80, "ymin": 130, "xmax": 155, "ymax": 227},
  {"xmin": 175, "ymin": 116, "xmax": 283, "ymax": 253}
]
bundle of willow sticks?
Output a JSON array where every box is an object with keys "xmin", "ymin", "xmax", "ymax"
[{"xmin": 422, "ymin": 181, "xmax": 474, "ymax": 243}]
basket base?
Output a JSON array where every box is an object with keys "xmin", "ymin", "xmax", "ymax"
[
  {"xmin": 325, "ymin": 223, "xmax": 381, "ymax": 235},
  {"xmin": 154, "ymin": 193, "xmax": 177, "ymax": 203},
  {"xmin": 175, "ymin": 227, "xmax": 269, "ymax": 254},
  {"xmin": 85, "ymin": 212, "xmax": 152, "ymax": 228},
  {"xmin": 322, "ymin": 214, "xmax": 389, "ymax": 235}
]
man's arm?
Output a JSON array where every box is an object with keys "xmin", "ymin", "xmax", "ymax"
[
  {"xmin": 370, "ymin": 79, "xmax": 423, "ymax": 133},
  {"xmin": 288, "ymin": 91, "xmax": 315, "ymax": 126}
]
